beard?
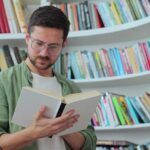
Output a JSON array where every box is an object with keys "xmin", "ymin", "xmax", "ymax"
[{"xmin": 28, "ymin": 55, "xmax": 53, "ymax": 70}]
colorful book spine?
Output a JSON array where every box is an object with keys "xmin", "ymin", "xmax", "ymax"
[
  {"xmin": 112, "ymin": 96, "xmax": 126, "ymax": 125},
  {"xmin": 125, "ymin": 96, "xmax": 140, "ymax": 124}
]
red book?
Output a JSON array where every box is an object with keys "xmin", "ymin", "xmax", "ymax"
[
  {"xmin": 94, "ymin": 4, "xmax": 104, "ymax": 28},
  {"xmin": 102, "ymin": 49, "xmax": 114, "ymax": 76},
  {"xmin": 142, "ymin": 42, "xmax": 150, "ymax": 68},
  {"xmin": 139, "ymin": 42, "xmax": 150, "ymax": 70},
  {"xmin": 0, "ymin": 0, "xmax": 10, "ymax": 33}
]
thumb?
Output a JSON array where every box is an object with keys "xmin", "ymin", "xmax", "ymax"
[{"xmin": 35, "ymin": 105, "xmax": 47, "ymax": 121}]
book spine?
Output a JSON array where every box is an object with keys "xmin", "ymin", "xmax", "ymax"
[
  {"xmin": 112, "ymin": 96, "xmax": 126, "ymax": 125},
  {"xmin": 55, "ymin": 103, "xmax": 66, "ymax": 117},
  {"xmin": 12, "ymin": 0, "xmax": 27, "ymax": 33}
]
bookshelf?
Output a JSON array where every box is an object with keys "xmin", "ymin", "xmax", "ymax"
[
  {"xmin": 95, "ymin": 123, "xmax": 150, "ymax": 145},
  {"xmin": 1, "ymin": 16, "xmax": 150, "ymax": 48},
  {"xmin": 67, "ymin": 16, "xmax": 150, "ymax": 46},
  {"xmin": 0, "ymin": 0, "xmax": 150, "ymax": 146},
  {"xmin": 52, "ymin": 0, "xmax": 150, "ymax": 145}
]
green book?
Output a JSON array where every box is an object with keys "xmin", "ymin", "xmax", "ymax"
[
  {"xmin": 126, "ymin": 0, "xmax": 137, "ymax": 20},
  {"xmin": 129, "ymin": 0, "xmax": 142, "ymax": 19},
  {"xmin": 112, "ymin": 96, "xmax": 126, "ymax": 125}
]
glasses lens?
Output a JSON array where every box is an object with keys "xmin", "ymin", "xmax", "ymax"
[
  {"xmin": 31, "ymin": 38, "xmax": 62, "ymax": 54},
  {"xmin": 32, "ymin": 40, "xmax": 45, "ymax": 51}
]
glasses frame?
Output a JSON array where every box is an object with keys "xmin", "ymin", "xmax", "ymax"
[{"xmin": 30, "ymin": 37, "xmax": 63, "ymax": 55}]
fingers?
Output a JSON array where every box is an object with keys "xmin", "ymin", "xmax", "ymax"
[
  {"xmin": 54, "ymin": 109, "xmax": 77, "ymax": 124},
  {"xmin": 35, "ymin": 105, "xmax": 47, "ymax": 121},
  {"xmin": 48, "ymin": 111, "xmax": 80, "ymax": 135}
]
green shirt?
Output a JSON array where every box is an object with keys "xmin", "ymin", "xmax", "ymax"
[{"xmin": 0, "ymin": 62, "xmax": 97, "ymax": 150}]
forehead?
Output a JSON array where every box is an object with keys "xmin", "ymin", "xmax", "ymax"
[{"xmin": 30, "ymin": 26, "xmax": 64, "ymax": 43}]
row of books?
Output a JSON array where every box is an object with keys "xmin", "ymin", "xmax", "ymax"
[
  {"xmin": 1, "ymin": 0, "xmax": 150, "ymax": 33},
  {"xmin": 0, "ymin": 45, "xmax": 27, "ymax": 71},
  {"xmin": 54, "ymin": 40, "xmax": 150, "ymax": 79},
  {"xmin": 0, "ymin": 0, "xmax": 28, "ymax": 33},
  {"xmin": 96, "ymin": 140, "xmax": 135, "ymax": 148},
  {"xmin": 91, "ymin": 91, "xmax": 150, "ymax": 127},
  {"xmin": 96, "ymin": 140, "xmax": 150, "ymax": 150},
  {"xmin": 52, "ymin": 0, "xmax": 150, "ymax": 31},
  {"xmin": 96, "ymin": 146, "xmax": 133, "ymax": 150}
]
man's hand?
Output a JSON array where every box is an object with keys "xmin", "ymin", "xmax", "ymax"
[
  {"xmin": 27, "ymin": 106, "xmax": 80, "ymax": 140},
  {"xmin": 0, "ymin": 106, "xmax": 80, "ymax": 150}
]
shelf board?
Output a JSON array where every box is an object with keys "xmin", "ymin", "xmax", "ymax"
[
  {"xmin": 72, "ymin": 71, "xmax": 150, "ymax": 89},
  {"xmin": 68, "ymin": 16, "xmax": 150, "ymax": 46},
  {"xmin": 95, "ymin": 123, "xmax": 150, "ymax": 145},
  {"xmin": 0, "ymin": 33, "xmax": 25, "ymax": 40},
  {"xmin": 0, "ymin": 33, "xmax": 25, "ymax": 47}
]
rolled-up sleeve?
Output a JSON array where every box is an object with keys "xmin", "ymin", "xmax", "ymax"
[
  {"xmin": 0, "ymin": 80, "xmax": 9, "ymax": 135},
  {"xmin": 79, "ymin": 125, "xmax": 97, "ymax": 150}
]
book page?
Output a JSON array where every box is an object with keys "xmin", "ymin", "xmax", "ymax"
[
  {"xmin": 64, "ymin": 90, "xmax": 101, "ymax": 104},
  {"xmin": 55, "ymin": 91, "xmax": 100, "ymax": 136},
  {"xmin": 12, "ymin": 87, "xmax": 62, "ymax": 127}
]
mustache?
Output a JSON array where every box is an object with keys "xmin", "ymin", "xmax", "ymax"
[{"xmin": 38, "ymin": 56, "xmax": 49, "ymax": 61}]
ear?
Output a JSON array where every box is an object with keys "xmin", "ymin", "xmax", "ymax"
[{"xmin": 25, "ymin": 33, "xmax": 30, "ymax": 45}]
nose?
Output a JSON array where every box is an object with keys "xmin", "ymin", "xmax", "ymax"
[{"xmin": 39, "ymin": 46, "xmax": 49, "ymax": 56}]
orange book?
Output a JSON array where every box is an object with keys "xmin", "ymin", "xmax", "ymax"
[
  {"xmin": 126, "ymin": 47, "xmax": 139, "ymax": 73},
  {"xmin": 72, "ymin": 3, "xmax": 79, "ymax": 31},
  {"xmin": 59, "ymin": 3, "xmax": 65, "ymax": 13}
]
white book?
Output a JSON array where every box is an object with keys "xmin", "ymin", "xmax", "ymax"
[{"xmin": 12, "ymin": 87, "xmax": 100, "ymax": 136}]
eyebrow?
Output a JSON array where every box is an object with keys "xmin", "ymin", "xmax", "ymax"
[{"xmin": 33, "ymin": 38, "xmax": 61, "ymax": 46}]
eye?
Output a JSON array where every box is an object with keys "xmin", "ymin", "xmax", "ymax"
[
  {"xmin": 49, "ymin": 46, "xmax": 58, "ymax": 49},
  {"xmin": 35, "ymin": 41, "xmax": 44, "ymax": 46}
]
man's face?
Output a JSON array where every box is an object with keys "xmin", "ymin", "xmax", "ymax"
[{"xmin": 25, "ymin": 26, "xmax": 65, "ymax": 70}]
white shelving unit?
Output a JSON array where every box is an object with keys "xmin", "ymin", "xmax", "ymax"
[
  {"xmin": 73, "ymin": 71, "xmax": 150, "ymax": 96},
  {"xmin": 95, "ymin": 123, "xmax": 150, "ymax": 145},
  {"xmin": 1, "ymin": 0, "xmax": 150, "ymax": 145},
  {"xmin": 67, "ymin": 16, "xmax": 150, "ymax": 46}
]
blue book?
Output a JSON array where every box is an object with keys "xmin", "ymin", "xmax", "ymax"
[
  {"xmin": 108, "ymin": 48, "xmax": 120, "ymax": 76},
  {"xmin": 125, "ymin": 96, "xmax": 140, "ymax": 124},
  {"xmin": 97, "ymin": 3, "xmax": 110, "ymax": 27},
  {"xmin": 102, "ymin": 2, "xmax": 116, "ymax": 26},
  {"xmin": 70, "ymin": 52, "xmax": 82, "ymax": 79},
  {"xmin": 82, "ymin": 51, "xmax": 94, "ymax": 78},
  {"xmin": 77, "ymin": 3, "xmax": 83, "ymax": 30},
  {"xmin": 87, "ymin": 51, "xmax": 99, "ymax": 78},
  {"xmin": 113, "ymin": 48, "xmax": 125, "ymax": 75},
  {"xmin": 130, "ymin": 96, "xmax": 150, "ymax": 123},
  {"xmin": 115, "ymin": 0, "xmax": 128, "ymax": 23}
]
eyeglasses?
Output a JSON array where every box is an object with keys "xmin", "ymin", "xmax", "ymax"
[{"xmin": 30, "ymin": 37, "xmax": 63, "ymax": 54}]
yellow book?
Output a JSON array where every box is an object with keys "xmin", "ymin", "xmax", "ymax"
[
  {"xmin": 110, "ymin": 1, "xmax": 122, "ymax": 25},
  {"xmin": 12, "ymin": 87, "xmax": 101, "ymax": 136},
  {"xmin": 126, "ymin": 47, "xmax": 139, "ymax": 73},
  {"xmin": 142, "ymin": 92, "xmax": 150, "ymax": 113},
  {"xmin": 118, "ymin": 96, "xmax": 133, "ymax": 125},
  {"xmin": 12, "ymin": 0, "xmax": 27, "ymax": 33},
  {"xmin": 0, "ymin": 51, "xmax": 8, "ymax": 70}
]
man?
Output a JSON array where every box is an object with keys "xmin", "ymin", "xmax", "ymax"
[{"xmin": 0, "ymin": 6, "xmax": 97, "ymax": 150}]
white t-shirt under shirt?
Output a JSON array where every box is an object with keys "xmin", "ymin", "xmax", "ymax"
[{"xmin": 31, "ymin": 72, "xmax": 66, "ymax": 150}]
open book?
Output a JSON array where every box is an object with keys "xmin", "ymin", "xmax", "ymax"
[{"xmin": 12, "ymin": 87, "xmax": 101, "ymax": 136}]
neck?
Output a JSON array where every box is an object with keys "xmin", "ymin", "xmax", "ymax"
[{"xmin": 25, "ymin": 58, "xmax": 54, "ymax": 77}]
